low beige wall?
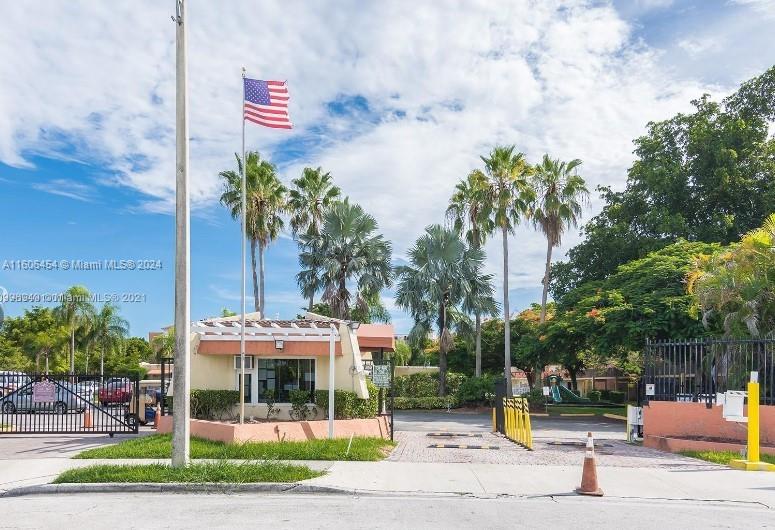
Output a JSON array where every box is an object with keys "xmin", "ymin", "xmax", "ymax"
[
  {"xmin": 394, "ymin": 366, "xmax": 438, "ymax": 377},
  {"xmin": 157, "ymin": 415, "xmax": 390, "ymax": 443}
]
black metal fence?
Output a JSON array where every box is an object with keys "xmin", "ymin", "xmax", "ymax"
[
  {"xmin": 643, "ymin": 338, "xmax": 775, "ymax": 406},
  {"xmin": 0, "ymin": 373, "xmax": 140, "ymax": 435}
]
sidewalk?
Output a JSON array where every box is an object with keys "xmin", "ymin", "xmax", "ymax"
[{"xmin": 1, "ymin": 457, "xmax": 773, "ymax": 508}]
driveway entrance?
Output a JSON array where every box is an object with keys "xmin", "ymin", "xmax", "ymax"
[{"xmin": 389, "ymin": 410, "xmax": 713, "ymax": 469}]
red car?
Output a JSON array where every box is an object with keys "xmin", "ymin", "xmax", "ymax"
[{"xmin": 98, "ymin": 378, "xmax": 133, "ymax": 406}]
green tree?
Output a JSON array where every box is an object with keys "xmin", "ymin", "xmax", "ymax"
[
  {"xmin": 475, "ymin": 146, "xmax": 534, "ymax": 393},
  {"xmin": 122, "ymin": 337, "xmax": 154, "ymax": 362},
  {"xmin": 531, "ymin": 155, "xmax": 589, "ymax": 323},
  {"xmin": 688, "ymin": 213, "xmax": 775, "ymax": 337},
  {"xmin": 219, "ymin": 151, "xmax": 286, "ymax": 316},
  {"xmin": 151, "ymin": 327, "xmax": 176, "ymax": 362},
  {"xmin": 395, "ymin": 225, "xmax": 492, "ymax": 395},
  {"xmin": 298, "ymin": 199, "xmax": 392, "ymax": 320},
  {"xmin": 54, "ymin": 285, "xmax": 95, "ymax": 373},
  {"xmin": 289, "ymin": 167, "xmax": 342, "ymax": 310},
  {"xmin": 552, "ymin": 67, "xmax": 775, "ymax": 298},
  {"xmin": 91, "ymin": 303, "xmax": 129, "ymax": 376},
  {"xmin": 447, "ymin": 170, "xmax": 496, "ymax": 376},
  {"xmin": 392, "ymin": 339, "xmax": 412, "ymax": 366},
  {"xmin": 554, "ymin": 241, "xmax": 717, "ymax": 368}
]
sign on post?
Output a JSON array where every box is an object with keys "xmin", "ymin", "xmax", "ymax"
[
  {"xmin": 372, "ymin": 363, "xmax": 392, "ymax": 388},
  {"xmin": 542, "ymin": 386, "xmax": 550, "ymax": 397},
  {"xmin": 645, "ymin": 384, "xmax": 655, "ymax": 396},
  {"xmin": 32, "ymin": 381, "xmax": 56, "ymax": 403}
]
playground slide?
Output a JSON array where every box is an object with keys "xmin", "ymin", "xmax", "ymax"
[{"xmin": 552, "ymin": 384, "xmax": 590, "ymax": 403}]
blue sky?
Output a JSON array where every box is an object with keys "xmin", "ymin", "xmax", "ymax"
[{"xmin": 1, "ymin": 0, "xmax": 773, "ymax": 338}]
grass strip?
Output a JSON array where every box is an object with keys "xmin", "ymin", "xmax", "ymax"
[
  {"xmin": 679, "ymin": 450, "xmax": 775, "ymax": 465},
  {"xmin": 54, "ymin": 461, "xmax": 323, "ymax": 484},
  {"xmin": 75, "ymin": 434, "xmax": 395, "ymax": 461}
]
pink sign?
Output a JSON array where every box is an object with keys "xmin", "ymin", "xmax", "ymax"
[{"xmin": 33, "ymin": 381, "xmax": 56, "ymax": 403}]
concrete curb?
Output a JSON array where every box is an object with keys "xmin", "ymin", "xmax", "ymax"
[
  {"xmin": 603, "ymin": 413, "xmax": 627, "ymax": 421},
  {"xmin": 0, "ymin": 482, "xmax": 351, "ymax": 498}
]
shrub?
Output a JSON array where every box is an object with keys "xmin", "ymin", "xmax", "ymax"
[
  {"xmin": 315, "ymin": 379, "xmax": 378, "ymax": 419},
  {"xmin": 456, "ymin": 374, "xmax": 497, "ymax": 405},
  {"xmin": 588, "ymin": 390, "xmax": 602, "ymax": 403},
  {"xmin": 607, "ymin": 390, "xmax": 625, "ymax": 404},
  {"xmin": 393, "ymin": 371, "xmax": 466, "ymax": 398},
  {"xmin": 190, "ymin": 390, "xmax": 240, "ymax": 420},
  {"xmin": 600, "ymin": 390, "xmax": 611, "ymax": 401},
  {"xmin": 263, "ymin": 389, "xmax": 280, "ymax": 420},
  {"xmin": 393, "ymin": 396, "xmax": 460, "ymax": 410},
  {"xmin": 521, "ymin": 388, "xmax": 546, "ymax": 407},
  {"xmin": 289, "ymin": 389, "xmax": 317, "ymax": 421}
]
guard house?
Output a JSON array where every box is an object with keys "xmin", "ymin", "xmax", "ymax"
[{"xmin": 187, "ymin": 312, "xmax": 394, "ymax": 419}]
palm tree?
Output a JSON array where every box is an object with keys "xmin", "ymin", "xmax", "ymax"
[
  {"xmin": 298, "ymin": 199, "xmax": 392, "ymax": 320},
  {"xmin": 219, "ymin": 151, "xmax": 286, "ymax": 316},
  {"xmin": 447, "ymin": 170, "xmax": 495, "ymax": 376},
  {"xmin": 288, "ymin": 167, "xmax": 342, "ymax": 310},
  {"xmin": 396, "ymin": 225, "xmax": 492, "ymax": 395},
  {"xmin": 151, "ymin": 327, "xmax": 176, "ymax": 362},
  {"xmin": 91, "ymin": 303, "xmax": 129, "ymax": 376},
  {"xmin": 531, "ymin": 155, "xmax": 589, "ymax": 324},
  {"xmin": 54, "ymin": 285, "xmax": 95, "ymax": 373},
  {"xmin": 476, "ymin": 146, "xmax": 534, "ymax": 395}
]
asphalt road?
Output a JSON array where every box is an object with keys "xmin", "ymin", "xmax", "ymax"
[
  {"xmin": 1, "ymin": 492, "xmax": 770, "ymax": 529},
  {"xmin": 393, "ymin": 409, "xmax": 626, "ymax": 439}
]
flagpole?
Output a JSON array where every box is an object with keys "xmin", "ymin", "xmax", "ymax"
[{"xmin": 240, "ymin": 67, "xmax": 247, "ymax": 425}]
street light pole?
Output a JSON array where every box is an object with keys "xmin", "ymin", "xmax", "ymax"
[{"xmin": 171, "ymin": 0, "xmax": 190, "ymax": 468}]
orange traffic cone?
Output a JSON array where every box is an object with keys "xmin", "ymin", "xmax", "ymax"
[
  {"xmin": 576, "ymin": 431, "xmax": 603, "ymax": 496},
  {"xmin": 83, "ymin": 408, "xmax": 93, "ymax": 429}
]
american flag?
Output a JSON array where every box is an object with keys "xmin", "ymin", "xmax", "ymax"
[{"xmin": 243, "ymin": 78, "xmax": 292, "ymax": 129}]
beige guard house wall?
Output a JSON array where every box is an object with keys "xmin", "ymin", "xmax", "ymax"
[{"xmin": 189, "ymin": 321, "xmax": 374, "ymax": 421}]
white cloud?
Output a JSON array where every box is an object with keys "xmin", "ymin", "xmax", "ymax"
[
  {"xmin": 31, "ymin": 179, "xmax": 96, "ymax": 202},
  {"xmin": 0, "ymin": 0, "xmax": 767, "ymax": 302},
  {"xmin": 678, "ymin": 37, "xmax": 722, "ymax": 56}
]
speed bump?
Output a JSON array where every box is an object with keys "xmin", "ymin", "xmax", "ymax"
[
  {"xmin": 426, "ymin": 432, "xmax": 483, "ymax": 438},
  {"xmin": 428, "ymin": 443, "xmax": 500, "ymax": 449}
]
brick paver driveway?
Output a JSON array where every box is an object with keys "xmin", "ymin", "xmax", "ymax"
[{"xmin": 389, "ymin": 410, "xmax": 714, "ymax": 469}]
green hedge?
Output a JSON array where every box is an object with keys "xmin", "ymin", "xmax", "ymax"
[
  {"xmin": 393, "ymin": 396, "xmax": 460, "ymax": 410},
  {"xmin": 393, "ymin": 372, "xmax": 466, "ymax": 398},
  {"xmin": 167, "ymin": 390, "xmax": 240, "ymax": 421},
  {"xmin": 599, "ymin": 389, "xmax": 626, "ymax": 403},
  {"xmin": 314, "ymin": 379, "xmax": 379, "ymax": 419},
  {"xmin": 456, "ymin": 374, "xmax": 497, "ymax": 405}
]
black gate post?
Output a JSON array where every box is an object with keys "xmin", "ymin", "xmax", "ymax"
[
  {"xmin": 494, "ymin": 378, "xmax": 506, "ymax": 434},
  {"xmin": 390, "ymin": 357, "xmax": 395, "ymax": 442}
]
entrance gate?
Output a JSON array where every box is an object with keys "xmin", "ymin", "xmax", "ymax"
[{"xmin": 0, "ymin": 373, "xmax": 140, "ymax": 435}]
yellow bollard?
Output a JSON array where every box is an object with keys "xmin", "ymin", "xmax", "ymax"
[{"xmin": 731, "ymin": 378, "xmax": 775, "ymax": 471}]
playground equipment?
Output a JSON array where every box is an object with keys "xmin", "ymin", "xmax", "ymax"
[
  {"xmin": 727, "ymin": 372, "xmax": 775, "ymax": 472},
  {"xmin": 546, "ymin": 374, "xmax": 590, "ymax": 404}
]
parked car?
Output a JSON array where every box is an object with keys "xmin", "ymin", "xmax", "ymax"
[
  {"xmin": 98, "ymin": 379, "xmax": 133, "ymax": 406},
  {"xmin": 0, "ymin": 372, "xmax": 31, "ymax": 396},
  {"xmin": 0, "ymin": 381, "xmax": 87, "ymax": 414}
]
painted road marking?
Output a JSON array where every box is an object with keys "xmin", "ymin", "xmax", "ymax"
[{"xmin": 428, "ymin": 444, "xmax": 500, "ymax": 450}]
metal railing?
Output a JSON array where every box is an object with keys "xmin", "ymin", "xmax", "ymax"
[
  {"xmin": 643, "ymin": 338, "xmax": 775, "ymax": 406},
  {"xmin": 0, "ymin": 373, "xmax": 140, "ymax": 435},
  {"xmin": 499, "ymin": 397, "xmax": 533, "ymax": 450}
]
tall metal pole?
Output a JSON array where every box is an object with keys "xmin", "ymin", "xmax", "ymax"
[
  {"xmin": 171, "ymin": 0, "xmax": 190, "ymax": 468},
  {"xmin": 239, "ymin": 68, "xmax": 247, "ymax": 424},
  {"xmin": 328, "ymin": 325, "xmax": 335, "ymax": 439}
]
